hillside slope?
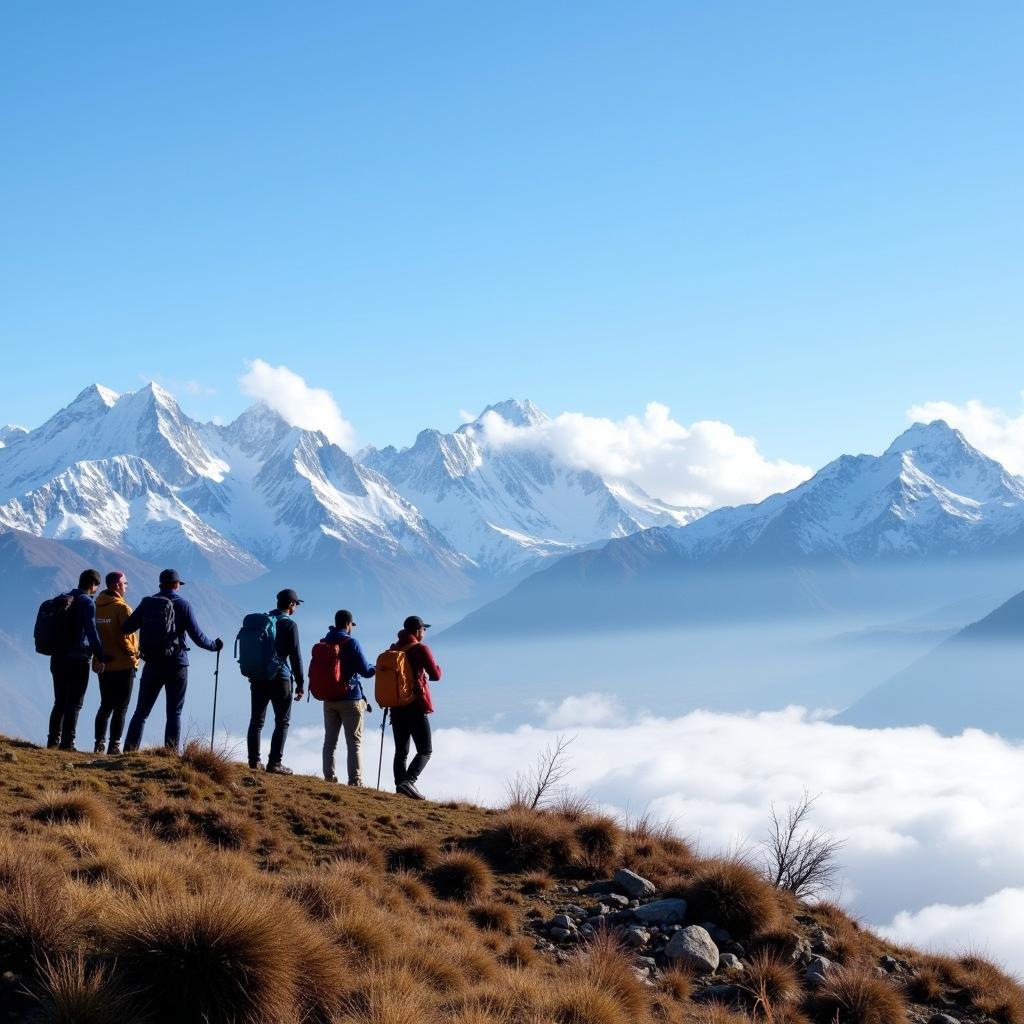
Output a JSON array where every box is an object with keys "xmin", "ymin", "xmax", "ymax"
[{"xmin": 1, "ymin": 737, "xmax": 1020, "ymax": 1024}]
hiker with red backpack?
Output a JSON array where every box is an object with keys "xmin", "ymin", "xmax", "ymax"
[
  {"xmin": 376, "ymin": 615, "xmax": 442, "ymax": 800},
  {"xmin": 239, "ymin": 589, "xmax": 306, "ymax": 774},
  {"xmin": 121, "ymin": 569, "xmax": 223, "ymax": 753},
  {"xmin": 37, "ymin": 568, "xmax": 107, "ymax": 751},
  {"xmin": 309, "ymin": 609, "xmax": 375, "ymax": 785}
]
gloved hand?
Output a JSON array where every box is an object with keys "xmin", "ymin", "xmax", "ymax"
[{"xmin": 214, "ymin": 638, "xmax": 224, "ymax": 651}]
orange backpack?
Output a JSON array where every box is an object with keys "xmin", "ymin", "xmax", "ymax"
[{"xmin": 374, "ymin": 643, "xmax": 417, "ymax": 708}]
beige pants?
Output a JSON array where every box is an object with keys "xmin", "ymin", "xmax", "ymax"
[{"xmin": 323, "ymin": 699, "xmax": 366, "ymax": 784}]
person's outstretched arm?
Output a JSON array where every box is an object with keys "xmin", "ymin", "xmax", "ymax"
[
  {"xmin": 183, "ymin": 601, "xmax": 219, "ymax": 652},
  {"xmin": 81, "ymin": 597, "xmax": 105, "ymax": 660},
  {"xmin": 349, "ymin": 636, "xmax": 376, "ymax": 678}
]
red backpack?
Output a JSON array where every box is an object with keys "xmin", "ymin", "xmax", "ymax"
[{"xmin": 308, "ymin": 637, "xmax": 352, "ymax": 701}]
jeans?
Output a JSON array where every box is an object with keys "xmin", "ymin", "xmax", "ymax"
[
  {"xmin": 48, "ymin": 656, "xmax": 91, "ymax": 749},
  {"xmin": 391, "ymin": 704, "xmax": 432, "ymax": 787},
  {"xmin": 95, "ymin": 668, "xmax": 135, "ymax": 746},
  {"xmin": 124, "ymin": 662, "xmax": 189, "ymax": 751},
  {"xmin": 247, "ymin": 677, "xmax": 293, "ymax": 766},
  {"xmin": 323, "ymin": 699, "xmax": 366, "ymax": 784}
]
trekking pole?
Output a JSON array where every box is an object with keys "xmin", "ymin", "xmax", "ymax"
[
  {"xmin": 210, "ymin": 647, "xmax": 221, "ymax": 752},
  {"xmin": 376, "ymin": 707, "xmax": 389, "ymax": 789}
]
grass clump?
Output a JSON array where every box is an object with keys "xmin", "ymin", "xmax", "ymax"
[
  {"xmin": 386, "ymin": 837, "xmax": 440, "ymax": 873},
  {"xmin": 483, "ymin": 807, "xmax": 577, "ymax": 871},
  {"xmin": 33, "ymin": 954, "xmax": 136, "ymax": 1024},
  {"xmin": 572, "ymin": 814, "xmax": 622, "ymax": 875},
  {"xmin": 31, "ymin": 790, "xmax": 109, "ymax": 828},
  {"xmin": 180, "ymin": 740, "xmax": 236, "ymax": 786},
  {"xmin": 429, "ymin": 852, "xmax": 495, "ymax": 903},
  {"xmin": 814, "ymin": 965, "xmax": 909, "ymax": 1024},
  {"xmin": 0, "ymin": 876, "xmax": 79, "ymax": 975},
  {"xmin": 469, "ymin": 900, "xmax": 517, "ymax": 933},
  {"xmin": 676, "ymin": 857, "xmax": 783, "ymax": 940},
  {"xmin": 745, "ymin": 950, "xmax": 801, "ymax": 1011}
]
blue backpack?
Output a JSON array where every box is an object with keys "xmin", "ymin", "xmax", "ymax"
[{"xmin": 235, "ymin": 612, "xmax": 284, "ymax": 681}]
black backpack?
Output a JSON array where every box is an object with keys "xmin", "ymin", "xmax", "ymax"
[
  {"xmin": 138, "ymin": 596, "xmax": 179, "ymax": 660},
  {"xmin": 33, "ymin": 593, "xmax": 75, "ymax": 656}
]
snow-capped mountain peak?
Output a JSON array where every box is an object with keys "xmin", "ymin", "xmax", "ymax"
[
  {"xmin": 465, "ymin": 398, "xmax": 548, "ymax": 430},
  {"xmin": 0, "ymin": 425, "xmax": 28, "ymax": 449}
]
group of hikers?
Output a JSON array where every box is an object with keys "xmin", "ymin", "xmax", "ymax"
[{"xmin": 35, "ymin": 568, "xmax": 442, "ymax": 799}]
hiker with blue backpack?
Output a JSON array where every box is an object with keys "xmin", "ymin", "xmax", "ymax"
[
  {"xmin": 121, "ymin": 569, "xmax": 223, "ymax": 753},
  {"xmin": 239, "ymin": 589, "xmax": 305, "ymax": 774},
  {"xmin": 309, "ymin": 609, "xmax": 376, "ymax": 785}
]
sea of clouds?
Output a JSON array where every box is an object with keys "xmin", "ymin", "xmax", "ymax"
[{"xmin": 279, "ymin": 699, "xmax": 1024, "ymax": 973}]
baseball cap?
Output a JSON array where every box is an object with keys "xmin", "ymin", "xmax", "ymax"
[
  {"xmin": 335, "ymin": 609, "xmax": 357, "ymax": 627},
  {"xmin": 403, "ymin": 615, "xmax": 431, "ymax": 631},
  {"xmin": 159, "ymin": 569, "xmax": 185, "ymax": 587},
  {"xmin": 277, "ymin": 588, "xmax": 304, "ymax": 606}
]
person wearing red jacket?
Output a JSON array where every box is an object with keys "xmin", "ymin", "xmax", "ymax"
[{"xmin": 390, "ymin": 615, "xmax": 442, "ymax": 800}]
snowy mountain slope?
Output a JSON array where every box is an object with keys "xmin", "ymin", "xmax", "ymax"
[
  {"xmin": 0, "ymin": 456, "xmax": 264, "ymax": 584},
  {"xmin": 362, "ymin": 399, "xmax": 703, "ymax": 574},
  {"xmin": 0, "ymin": 425, "xmax": 27, "ymax": 448},
  {"xmin": 444, "ymin": 420, "xmax": 1024, "ymax": 639}
]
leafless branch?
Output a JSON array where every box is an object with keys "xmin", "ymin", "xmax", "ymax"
[
  {"xmin": 761, "ymin": 790, "xmax": 844, "ymax": 899},
  {"xmin": 504, "ymin": 734, "xmax": 576, "ymax": 810}
]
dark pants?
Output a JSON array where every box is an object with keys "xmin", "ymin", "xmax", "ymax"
[
  {"xmin": 124, "ymin": 662, "xmax": 188, "ymax": 752},
  {"xmin": 94, "ymin": 668, "xmax": 136, "ymax": 746},
  {"xmin": 391, "ymin": 704, "xmax": 432, "ymax": 786},
  {"xmin": 247, "ymin": 677, "xmax": 293, "ymax": 766},
  {"xmin": 48, "ymin": 656, "xmax": 91, "ymax": 749}
]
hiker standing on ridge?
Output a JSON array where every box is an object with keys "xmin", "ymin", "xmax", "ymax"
[
  {"xmin": 46, "ymin": 568, "xmax": 106, "ymax": 751},
  {"xmin": 242, "ymin": 589, "xmax": 305, "ymax": 774},
  {"xmin": 93, "ymin": 571, "xmax": 139, "ymax": 755},
  {"xmin": 389, "ymin": 615, "xmax": 441, "ymax": 800},
  {"xmin": 121, "ymin": 569, "xmax": 223, "ymax": 752},
  {"xmin": 318, "ymin": 609, "xmax": 375, "ymax": 785}
]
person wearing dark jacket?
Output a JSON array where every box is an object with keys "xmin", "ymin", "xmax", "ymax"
[
  {"xmin": 121, "ymin": 569, "xmax": 222, "ymax": 752},
  {"xmin": 246, "ymin": 589, "xmax": 305, "ymax": 774},
  {"xmin": 390, "ymin": 615, "xmax": 442, "ymax": 800},
  {"xmin": 320, "ymin": 609, "xmax": 375, "ymax": 785},
  {"xmin": 47, "ymin": 568, "xmax": 106, "ymax": 751}
]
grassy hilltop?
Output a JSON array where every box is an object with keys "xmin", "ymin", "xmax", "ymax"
[{"xmin": 0, "ymin": 736, "xmax": 1020, "ymax": 1024}]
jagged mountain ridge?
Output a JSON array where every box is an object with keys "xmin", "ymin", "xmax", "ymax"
[
  {"xmin": 444, "ymin": 420, "xmax": 1024, "ymax": 638},
  {"xmin": 361, "ymin": 399, "xmax": 703, "ymax": 575}
]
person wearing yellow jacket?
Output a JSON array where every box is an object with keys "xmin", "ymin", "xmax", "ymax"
[{"xmin": 93, "ymin": 571, "xmax": 139, "ymax": 754}]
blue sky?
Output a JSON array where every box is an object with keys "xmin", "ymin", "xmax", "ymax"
[{"xmin": 2, "ymin": 2, "xmax": 1022, "ymax": 468}]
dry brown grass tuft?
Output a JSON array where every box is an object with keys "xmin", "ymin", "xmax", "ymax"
[
  {"xmin": 31, "ymin": 789, "xmax": 109, "ymax": 828},
  {"xmin": 338, "ymin": 966, "xmax": 431, "ymax": 1024},
  {"xmin": 957, "ymin": 955, "xmax": 1024, "ymax": 1024},
  {"xmin": 661, "ymin": 964, "xmax": 694, "ymax": 1001},
  {"xmin": 386, "ymin": 837, "xmax": 441, "ymax": 873},
  {"xmin": 484, "ymin": 807, "xmax": 578, "ymax": 871},
  {"xmin": 550, "ymin": 978, "xmax": 632, "ymax": 1024},
  {"xmin": 180, "ymin": 740, "xmax": 236, "ymax": 786},
  {"xmin": 572, "ymin": 814, "xmax": 623, "ymax": 875},
  {"xmin": 429, "ymin": 851, "xmax": 495, "ymax": 902},
  {"xmin": 390, "ymin": 870, "xmax": 433, "ymax": 906},
  {"xmin": 814, "ymin": 965, "xmax": 909, "ymax": 1024},
  {"xmin": 548, "ymin": 789, "xmax": 596, "ymax": 822},
  {"xmin": 0, "ymin": 876, "xmax": 79, "ymax": 975},
  {"xmin": 566, "ymin": 929, "xmax": 648, "ymax": 1018},
  {"xmin": 677, "ymin": 857, "xmax": 783, "ymax": 940},
  {"xmin": 691, "ymin": 1006, "xmax": 752, "ymax": 1024},
  {"xmin": 104, "ymin": 887, "xmax": 303, "ymax": 1024},
  {"xmin": 331, "ymin": 901, "xmax": 394, "ymax": 959},
  {"xmin": 469, "ymin": 900, "xmax": 517, "ymax": 933},
  {"xmin": 33, "ymin": 953, "xmax": 137, "ymax": 1024},
  {"xmin": 520, "ymin": 871, "xmax": 554, "ymax": 894},
  {"xmin": 332, "ymin": 833, "xmax": 387, "ymax": 870},
  {"xmin": 744, "ymin": 950, "xmax": 801, "ymax": 1011},
  {"xmin": 499, "ymin": 935, "xmax": 539, "ymax": 968}
]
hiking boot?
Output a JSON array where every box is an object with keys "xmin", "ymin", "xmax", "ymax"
[
  {"xmin": 324, "ymin": 774, "xmax": 338, "ymax": 783},
  {"xmin": 248, "ymin": 760, "xmax": 264, "ymax": 771},
  {"xmin": 265, "ymin": 762, "xmax": 293, "ymax": 775},
  {"xmin": 94, "ymin": 740, "xmax": 106, "ymax": 754},
  {"xmin": 58, "ymin": 744, "xmax": 77, "ymax": 752},
  {"xmin": 107, "ymin": 741, "xmax": 122, "ymax": 756},
  {"xmin": 397, "ymin": 780, "xmax": 425, "ymax": 800}
]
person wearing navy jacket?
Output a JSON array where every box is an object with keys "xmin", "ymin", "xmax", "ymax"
[
  {"xmin": 321, "ymin": 609, "xmax": 375, "ymax": 785},
  {"xmin": 47, "ymin": 568, "xmax": 106, "ymax": 751},
  {"xmin": 121, "ymin": 569, "xmax": 222, "ymax": 752}
]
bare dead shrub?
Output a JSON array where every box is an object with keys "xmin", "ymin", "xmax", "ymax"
[{"xmin": 762, "ymin": 791, "xmax": 843, "ymax": 899}]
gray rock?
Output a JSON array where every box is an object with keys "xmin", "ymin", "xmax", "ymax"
[
  {"xmin": 625, "ymin": 926, "xmax": 651, "ymax": 948},
  {"xmin": 720, "ymin": 953, "xmax": 743, "ymax": 971},
  {"xmin": 633, "ymin": 898, "xmax": 688, "ymax": 926},
  {"xmin": 615, "ymin": 867, "xmax": 657, "ymax": 899},
  {"xmin": 805, "ymin": 956, "xmax": 833, "ymax": 986},
  {"xmin": 665, "ymin": 925, "xmax": 720, "ymax": 974},
  {"xmin": 550, "ymin": 926, "xmax": 574, "ymax": 940},
  {"xmin": 605, "ymin": 893, "xmax": 630, "ymax": 909},
  {"xmin": 720, "ymin": 940, "xmax": 745, "ymax": 957},
  {"xmin": 582, "ymin": 880, "xmax": 619, "ymax": 896},
  {"xmin": 638, "ymin": 956, "xmax": 658, "ymax": 969},
  {"xmin": 550, "ymin": 914, "xmax": 576, "ymax": 931},
  {"xmin": 579, "ymin": 924, "xmax": 596, "ymax": 939},
  {"xmin": 694, "ymin": 984, "xmax": 745, "ymax": 1004},
  {"xmin": 928, "ymin": 1015, "xmax": 959, "ymax": 1024},
  {"xmin": 566, "ymin": 904, "xmax": 589, "ymax": 919}
]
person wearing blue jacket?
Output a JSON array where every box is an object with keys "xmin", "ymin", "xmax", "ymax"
[
  {"xmin": 47, "ymin": 568, "xmax": 106, "ymax": 751},
  {"xmin": 321, "ymin": 609, "xmax": 375, "ymax": 785},
  {"xmin": 121, "ymin": 569, "xmax": 223, "ymax": 752}
]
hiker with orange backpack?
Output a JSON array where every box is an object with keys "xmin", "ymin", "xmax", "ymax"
[
  {"xmin": 376, "ymin": 615, "xmax": 442, "ymax": 800},
  {"xmin": 309, "ymin": 609, "xmax": 375, "ymax": 785}
]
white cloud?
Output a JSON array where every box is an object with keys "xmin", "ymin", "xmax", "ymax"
[
  {"xmin": 907, "ymin": 395, "xmax": 1024, "ymax": 475},
  {"xmin": 280, "ymin": 703, "xmax": 1024, "ymax": 970},
  {"xmin": 475, "ymin": 402, "xmax": 811, "ymax": 508},
  {"xmin": 239, "ymin": 359, "xmax": 356, "ymax": 449}
]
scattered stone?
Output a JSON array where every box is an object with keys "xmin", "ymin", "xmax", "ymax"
[
  {"xmin": 579, "ymin": 924, "xmax": 596, "ymax": 939},
  {"xmin": 615, "ymin": 868, "xmax": 657, "ymax": 899},
  {"xmin": 928, "ymin": 1015, "xmax": 959, "ymax": 1024},
  {"xmin": 633, "ymin": 898, "xmax": 688, "ymax": 926},
  {"xmin": 720, "ymin": 941, "xmax": 745, "ymax": 958},
  {"xmin": 879, "ymin": 954, "xmax": 911, "ymax": 975},
  {"xmin": 550, "ymin": 927, "xmax": 574, "ymax": 941},
  {"xmin": 638, "ymin": 956, "xmax": 658, "ymax": 970},
  {"xmin": 805, "ymin": 956, "xmax": 834, "ymax": 986},
  {"xmin": 625, "ymin": 927, "xmax": 651, "ymax": 948},
  {"xmin": 633, "ymin": 966, "xmax": 651, "ymax": 981},
  {"xmin": 568, "ymin": 886, "xmax": 579, "ymax": 894},
  {"xmin": 664, "ymin": 925, "xmax": 720, "ymax": 974},
  {"xmin": 550, "ymin": 914, "xmax": 575, "ymax": 931},
  {"xmin": 582, "ymin": 881, "xmax": 619, "ymax": 896},
  {"xmin": 604, "ymin": 893, "xmax": 630, "ymax": 909},
  {"xmin": 720, "ymin": 954, "xmax": 743, "ymax": 971}
]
